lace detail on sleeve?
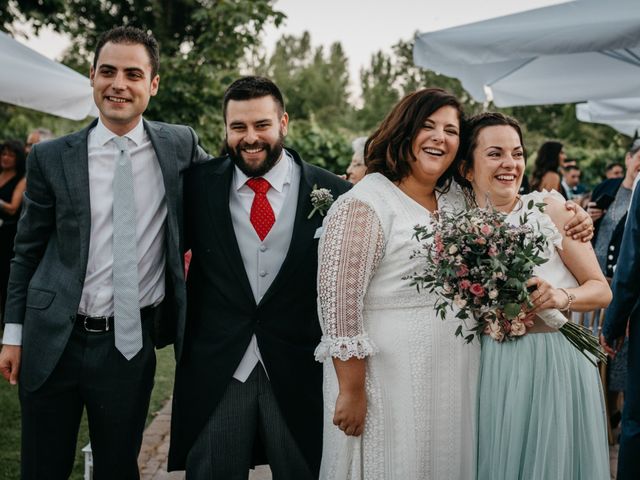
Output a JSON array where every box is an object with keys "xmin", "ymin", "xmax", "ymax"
[{"xmin": 315, "ymin": 198, "xmax": 385, "ymax": 362}]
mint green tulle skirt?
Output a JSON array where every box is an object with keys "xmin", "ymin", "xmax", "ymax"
[{"xmin": 478, "ymin": 332, "xmax": 610, "ymax": 480}]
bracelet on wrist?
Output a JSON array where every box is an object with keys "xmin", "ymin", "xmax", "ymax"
[{"xmin": 558, "ymin": 288, "xmax": 575, "ymax": 312}]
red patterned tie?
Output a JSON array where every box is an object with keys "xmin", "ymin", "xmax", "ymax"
[{"xmin": 246, "ymin": 177, "xmax": 275, "ymax": 241}]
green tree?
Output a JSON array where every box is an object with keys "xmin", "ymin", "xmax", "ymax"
[
  {"xmin": 252, "ymin": 31, "xmax": 352, "ymax": 128},
  {"xmin": 3, "ymin": 0, "xmax": 285, "ymax": 150},
  {"xmin": 357, "ymin": 50, "xmax": 400, "ymax": 132}
]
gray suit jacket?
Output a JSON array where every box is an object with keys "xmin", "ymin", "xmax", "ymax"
[{"xmin": 5, "ymin": 118, "xmax": 207, "ymax": 392}]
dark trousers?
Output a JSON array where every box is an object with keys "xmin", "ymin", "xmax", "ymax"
[
  {"xmin": 617, "ymin": 332, "xmax": 640, "ymax": 480},
  {"xmin": 186, "ymin": 365, "xmax": 313, "ymax": 480},
  {"xmin": 19, "ymin": 318, "xmax": 156, "ymax": 480}
]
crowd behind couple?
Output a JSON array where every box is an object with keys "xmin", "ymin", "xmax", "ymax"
[{"xmin": 0, "ymin": 25, "xmax": 638, "ymax": 480}]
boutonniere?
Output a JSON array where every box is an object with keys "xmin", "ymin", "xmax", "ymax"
[{"xmin": 307, "ymin": 185, "xmax": 334, "ymax": 219}]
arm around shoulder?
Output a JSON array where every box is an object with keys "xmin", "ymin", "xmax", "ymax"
[{"xmin": 543, "ymin": 195, "xmax": 612, "ymax": 311}]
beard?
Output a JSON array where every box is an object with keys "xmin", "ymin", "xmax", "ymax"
[{"xmin": 226, "ymin": 132, "xmax": 285, "ymax": 177}]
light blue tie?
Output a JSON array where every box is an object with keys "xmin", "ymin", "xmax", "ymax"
[{"xmin": 112, "ymin": 136, "xmax": 142, "ymax": 360}]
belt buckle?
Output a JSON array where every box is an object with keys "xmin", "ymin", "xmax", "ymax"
[{"xmin": 84, "ymin": 316, "xmax": 110, "ymax": 333}]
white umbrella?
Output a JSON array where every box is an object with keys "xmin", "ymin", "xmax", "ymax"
[
  {"xmin": 576, "ymin": 99, "xmax": 640, "ymax": 137},
  {"xmin": 0, "ymin": 31, "xmax": 97, "ymax": 120},
  {"xmin": 413, "ymin": 0, "xmax": 640, "ymax": 107}
]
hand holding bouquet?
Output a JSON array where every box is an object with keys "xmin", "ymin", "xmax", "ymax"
[{"xmin": 409, "ymin": 200, "xmax": 605, "ymax": 365}]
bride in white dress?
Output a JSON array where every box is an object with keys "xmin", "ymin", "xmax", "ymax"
[{"xmin": 314, "ymin": 88, "xmax": 479, "ymax": 480}]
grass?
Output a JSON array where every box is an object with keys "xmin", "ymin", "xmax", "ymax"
[{"xmin": 0, "ymin": 346, "xmax": 176, "ymax": 479}]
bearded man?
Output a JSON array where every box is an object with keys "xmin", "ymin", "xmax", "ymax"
[{"xmin": 168, "ymin": 76, "xmax": 350, "ymax": 479}]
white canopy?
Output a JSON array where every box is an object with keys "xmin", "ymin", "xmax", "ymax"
[
  {"xmin": 0, "ymin": 31, "xmax": 97, "ymax": 120},
  {"xmin": 413, "ymin": 0, "xmax": 640, "ymax": 107},
  {"xmin": 576, "ymin": 98, "xmax": 640, "ymax": 137}
]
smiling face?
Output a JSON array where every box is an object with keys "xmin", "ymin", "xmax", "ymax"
[
  {"xmin": 408, "ymin": 105, "xmax": 460, "ymax": 185},
  {"xmin": 225, "ymin": 95, "xmax": 289, "ymax": 177},
  {"xmin": 90, "ymin": 41, "xmax": 159, "ymax": 136},
  {"xmin": 466, "ymin": 125, "xmax": 525, "ymax": 211}
]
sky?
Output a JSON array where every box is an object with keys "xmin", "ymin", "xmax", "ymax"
[{"xmin": 18, "ymin": 0, "xmax": 571, "ymax": 95}]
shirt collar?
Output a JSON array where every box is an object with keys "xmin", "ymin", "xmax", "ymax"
[
  {"xmin": 234, "ymin": 149, "xmax": 292, "ymax": 193},
  {"xmin": 92, "ymin": 117, "xmax": 145, "ymax": 147}
]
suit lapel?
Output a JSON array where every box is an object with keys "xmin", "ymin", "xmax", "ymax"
[
  {"xmin": 61, "ymin": 121, "xmax": 96, "ymax": 274},
  {"xmin": 145, "ymin": 120, "xmax": 180, "ymax": 255},
  {"xmin": 204, "ymin": 158, "xmax": 256, "ymax": 304},
  {"xmin": 259, "ymin": 151, "xmax": 317, "ymax": 306}
]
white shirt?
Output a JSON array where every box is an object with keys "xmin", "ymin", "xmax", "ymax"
[
  {"xmin": 3, "ymin": 118, "xmax": 167, "ymax": 345},
  {"xmin": 230, "ymin": 151, "xmax": 293, "ymax": 382}
]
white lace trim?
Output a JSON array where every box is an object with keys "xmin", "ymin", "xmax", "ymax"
[
  {"xmin": 514, "ymin": 190, "xmax": 564, "ymax": 250},
  {"xmin": 314, "ymin": 333, "xmax": 379, "ymax": 362},
  {"xmin": 316, "ymin": 197, "xmax": 385, "ymax": 361}
]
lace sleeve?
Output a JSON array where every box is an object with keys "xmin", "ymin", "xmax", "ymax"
[{"xmin": 314, "ymin": 198, "xmax": 385, "ymax": 362}]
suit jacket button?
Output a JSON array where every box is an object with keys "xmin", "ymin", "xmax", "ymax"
[
  {"xmin": 608, "ymin": 254, "xmax": 614, "ymax": 260},
  {"xmin": 609, "ymin": 245, "xmax": 615, "ymax": 251}
]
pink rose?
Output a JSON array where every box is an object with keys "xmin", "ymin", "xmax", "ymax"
[
  {"xmin": 460, "ymin": 279, "xmax": 471, "ymax": 290},
  {"xmin": 475, "ymin": 237, "xmax": 487, "ymax": 245},
  {"xmin": 481, "ymin": 224, "xmax": 492, "ymax": 235},
  {"xmin": 488, "ymin": 246, "xmax": 498, "ymax": 257},
  {"xmin": 469, "ymin": 283, "xmax": 485, "ymax": 297},
  {"xmin": 456, "ymin": 264, "xmax": 469, "ymax": 277}
]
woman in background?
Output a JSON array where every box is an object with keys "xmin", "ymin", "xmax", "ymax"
[
  {"xmin": 0, "ymin": 140, "xmax": 27, "ymax": 324},
  {"xmin": 530, "ymin": 140, "xmax": 566, "ymax": 196}
]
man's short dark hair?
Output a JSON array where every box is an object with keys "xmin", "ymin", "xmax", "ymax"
[
  {"xmin": 222, "ymin": 76, "xmax": 285, "ymax": 120},
  {"xmin": 564, "ymin": 164, "xmax": 580, "ymax": 173},
  {"xmin": 94, "ymin": 26, "xmax": 160, "ymax": 78},
  {"xmin": 605, "ymin": 162, "xmax": 624, "ymax": 172}
]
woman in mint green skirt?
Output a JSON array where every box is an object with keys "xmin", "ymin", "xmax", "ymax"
[{"xmin": 457, "ymin": 112, "xmax": 612, "ymax": 480}]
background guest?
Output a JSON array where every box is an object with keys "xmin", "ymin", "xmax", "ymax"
[
  {"xmin": 606, "ymin": 162, "xmax": 625, "ymax": 180},
  {"xmin": 562, "ymin": 164, "xmax": 587, "ymax": 200},
  {"xmin": 590, "ymin": 139, "xmax": 640, "ymax": 431},
  {"xmin": 24, "ymin": 128, "xmax": 54, "ymax": 155},
  {"xmin": 345, "ymin": 136, "xmax": 367, "ymax": 184},
  {"xmin": 0, "ymin": 140, "xmax": 27, "ymax": 326},
  {"xmin": 530, "ymin": 140, "xmax": 567, "ymax": 197}
]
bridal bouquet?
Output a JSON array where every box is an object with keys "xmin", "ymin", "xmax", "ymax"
[{"xmin": 409, "ymin": 200, "xmax": 605, "ymax": 364}]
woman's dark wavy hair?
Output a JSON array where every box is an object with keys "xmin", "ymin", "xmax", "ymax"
[
  {"xmin": 455, "ymin": 112, "xmax": 525, "ymax": 191},
  {"xmin": 1, "ymin": 140, "xmax": 26, "ymax": 177},
  {"xmin": 530, "ymin": 140, "xmax": 562, "ymax": 191},
  {"xmin": 365, "ymin": 88, "xmax": 464, "ymax": 190}
]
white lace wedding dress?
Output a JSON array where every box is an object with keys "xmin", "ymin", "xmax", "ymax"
[{"xmin": 315, "ymin": 173, "xmax": 479, "ymax": 480}]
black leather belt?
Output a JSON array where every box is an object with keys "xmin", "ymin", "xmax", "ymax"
[{"xmin": 75, "ymin": 305, "xmax": 156, "ymax": 333}]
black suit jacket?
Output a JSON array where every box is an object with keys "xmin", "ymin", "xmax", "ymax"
[
  {"xmin": 168, "ymin": 149, "xmax": 350, "ymax": 473},
  {"xmin": 5, "ymin": 119, "xmax": 208, "ymax": 391},
  {"xmin": 602, "ymin": 183, "xmax": 640, "ymax": 479}
]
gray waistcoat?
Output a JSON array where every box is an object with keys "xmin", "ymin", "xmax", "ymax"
[{"xmin": 229, "ymin": 162, "xmax": 301, "ymax": 304}]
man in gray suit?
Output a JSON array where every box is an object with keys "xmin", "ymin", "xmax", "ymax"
[{"xmin": 0, "ymin": 26, "xmax": 207, "ymax": 479}]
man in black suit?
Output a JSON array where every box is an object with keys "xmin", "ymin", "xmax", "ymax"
[
  {"xmin": 168, "ymin": 76, "xmax": 350, "ymax": 478},
  {"xmin": 0, "ymin": 26, "xmax": 208, "ymax": 479},
  {"xmin": 602, "ymin": 183, "xmax": 640, "ymax": 480}
]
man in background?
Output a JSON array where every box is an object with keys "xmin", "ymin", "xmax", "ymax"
[
  {"xmin": 24, "ymin": 127, "xmax": 54, "ymax": 155},
  {"xmin": 606, "ymin": 162, "xmax": 625, "ymax": 180}
]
